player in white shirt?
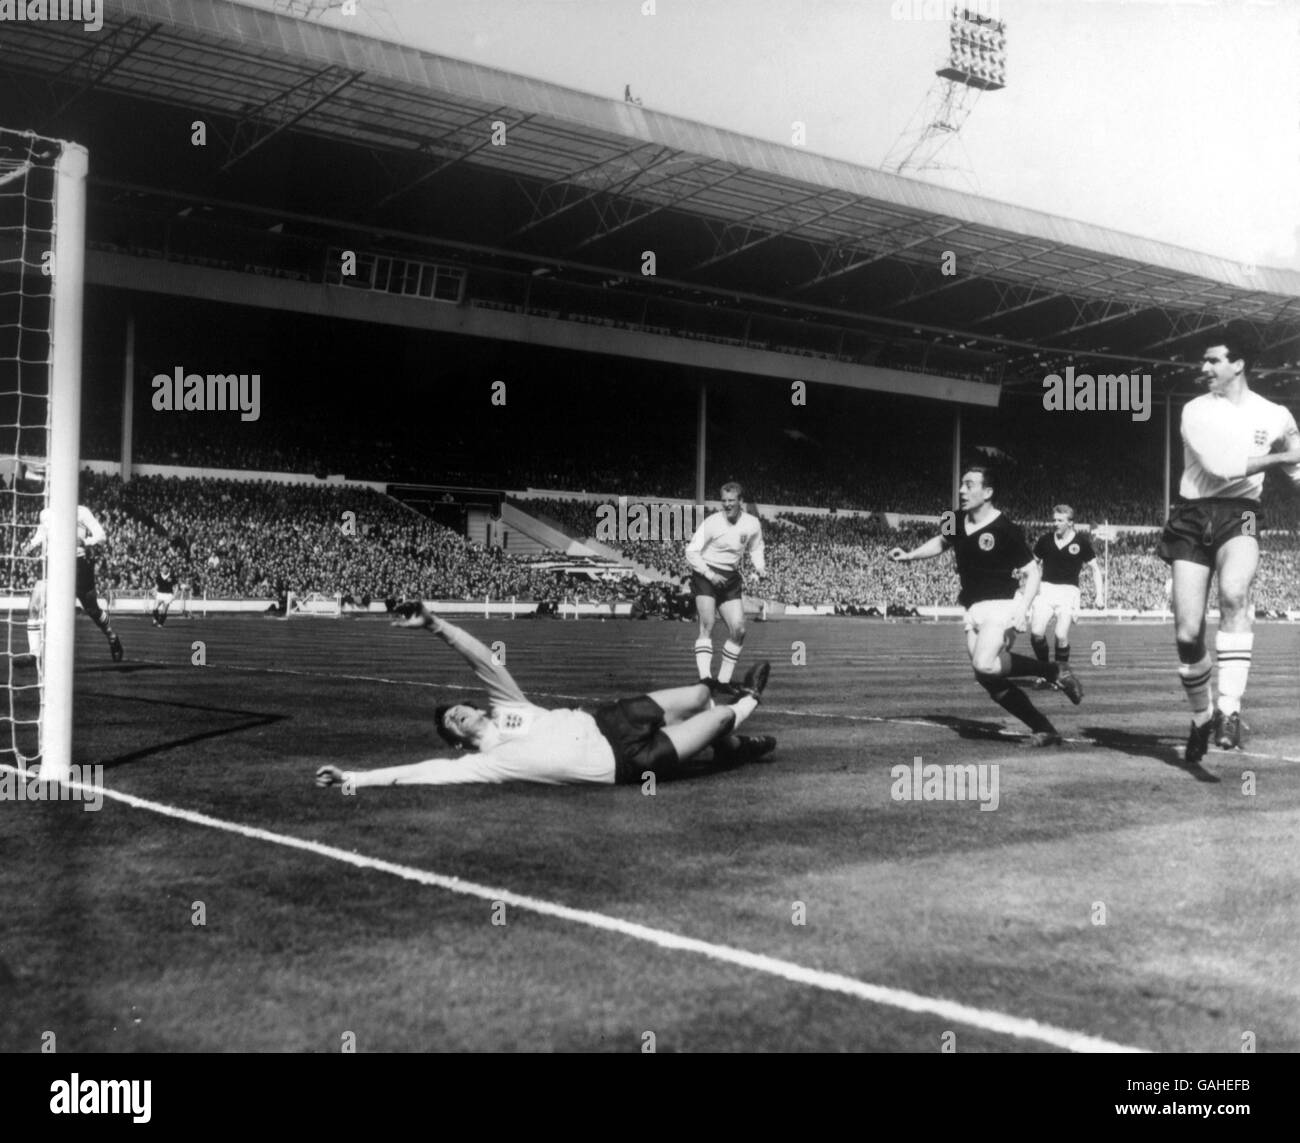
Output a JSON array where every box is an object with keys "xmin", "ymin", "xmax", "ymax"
[
  {"xmin": 685, "ymin": 482, "xmax": 766, "ymax": 693},
  {"xmin": 17, "ymin": 504, "xmax": 124, "ymax": 667},
  {"xmin": 1157, "ymin": 335, "xmax": 1300, "ymax": 763},
  {"xmin": 315, "ymin": 602, "xmax": 774, "ymax": 790}
]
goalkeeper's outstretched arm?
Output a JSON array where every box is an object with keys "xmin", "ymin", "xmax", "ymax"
[
  {"xmin": 316, "ymin": 758, "xmax": 500, "ymax": 788},
  {"xmin": 393, "ymin": 600, "xmax": 528, "ymax": 706}
]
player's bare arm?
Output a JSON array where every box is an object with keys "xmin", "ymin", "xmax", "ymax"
[
  {"xmin": 1088, "ymin": 559, "xmax": 1105, "ymax": 607},
  {"xmin": 1245, "ymin": 438, "xmax": 1300, "ymax": 475},
  {"xmin": 1015, "ymin": 559, "xmax": 1041, "ymax": 629},
  {"xmin": 890, "ymin": 535, "xmax": 947, "ymax": 562}
]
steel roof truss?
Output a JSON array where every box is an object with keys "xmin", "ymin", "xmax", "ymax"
[{"xmin": 217, "ymin": 64, "xmax": 361, "ymax": 173}]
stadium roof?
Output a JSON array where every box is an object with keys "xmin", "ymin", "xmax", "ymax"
[{"xmin": 4, "ymin": 0, "xmax": 1299, "ymax": 389}]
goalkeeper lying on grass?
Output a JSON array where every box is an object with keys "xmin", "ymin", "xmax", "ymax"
[{"xmin": 315, "ymin": 601, "xmax": 774, "ymax": 789}]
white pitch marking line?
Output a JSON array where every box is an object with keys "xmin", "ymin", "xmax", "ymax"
[{"xmin": 0, "ymin": 764, "xmax": 1145, "ymax": 1054}]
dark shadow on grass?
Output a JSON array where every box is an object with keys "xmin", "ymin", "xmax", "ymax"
[
  {"xmin": 77, "ymin": 692, "xmax": 288, "ymax": 769},
  {"xmin": 78, "ymin": 663, "xmax": 169, "ymax": 674},
  {"xmin": 1081, "ymin": 726, "xmax": 1221, "ymax": 783},
  {"xmin": 923, "ymin": 714, "xmax": 1022, "ymax": 743}
]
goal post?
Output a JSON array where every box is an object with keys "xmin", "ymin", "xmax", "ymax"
[
  {"xmin": 0, "ymin": 130, "xmax": 87, "ymax": 783},
  {"xmin": 43, "ymin": 139, "xmax": 88, "ymax": 784}
]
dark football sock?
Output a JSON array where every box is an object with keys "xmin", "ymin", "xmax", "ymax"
[
  {"xmin": 1007, "ymin": 652, "xmax": 1053, "ymax": 679},
  {"xmin": 1030, "ymin": 634, "xmax": 1049, "ymax": 663},
  {"xmin": 977, "ymin": 675, "xmax": 1057, "ymax": 734},
  {"xmin": 1055, "ymin": 642, "xmax": 1070, "ymax": 663}
]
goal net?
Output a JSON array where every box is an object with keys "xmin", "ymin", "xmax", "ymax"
[
  {"xmin": 285, "ymin": 591, "xmax": 343, "ymax": 618},
  {"xmin": 1, "ymin": 129, "xmax": 88, "ymax": 782}
]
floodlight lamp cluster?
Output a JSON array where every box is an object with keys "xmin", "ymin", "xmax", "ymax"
[{"xmin": 940, "ymin": 9, "xmax": 1007, "ymax": 90}]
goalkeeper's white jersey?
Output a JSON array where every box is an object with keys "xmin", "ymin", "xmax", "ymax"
[
  {"xmin": 1179, "ymin": 390, "xmax": 1298, "ymax": 501},
  {"xmin": 348, "ymin": 620, "xmax": 615, "ymax": 786},
  {"xmin": 354, "ymin": 706, "xmax": 616, "ymax": 786},
  {"xmin": 30, "ymin": 505, "xmax": 107, "ymax": 558}
]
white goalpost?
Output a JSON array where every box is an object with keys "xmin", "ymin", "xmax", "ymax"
[{"xmin": 1, "ymin": 129, "xmax": 87, "ymax": 783}]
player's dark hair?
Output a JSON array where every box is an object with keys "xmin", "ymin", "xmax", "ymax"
[
  {"xmin": 433, "ymin": 703, "xmax": 482, "ymax": 749},
  {"xmin": 962, "ymin": 465, "xmax": 994, "ymax": 496},
  {"xmin": 1217, "ymin": 325, "xmax": 1258, "ymax": 371}
]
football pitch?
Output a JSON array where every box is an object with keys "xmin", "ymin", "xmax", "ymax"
[{"xmin": 2, "ymin": 613, "xmax": 1298, "ymax": 1053}]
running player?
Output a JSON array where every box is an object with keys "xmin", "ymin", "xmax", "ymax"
[
  {"xmin": 17, "ymin": 504, "xmax": 123, "ymax": 666},
  {"xmin": 1029, "ymin": 505, "xmax": 1104, "ymax": 684},
  {"xmin": 1158, "ymin": 334, "xmax": 1300, "ymax": 762},
  {"xmin": 152, "ymin": 563, "xmax": 177, "ymax": 627},
  {"xmin": 686, "ymin": 482, "xmax": 765, "ymax": 693},
  {"xmin": 315, "ymin": 601, "xmax": 774, "ymax": 789},
  {"xmin": 889, "ymin": 466, "xmax": 1083, "ymax": 747}
]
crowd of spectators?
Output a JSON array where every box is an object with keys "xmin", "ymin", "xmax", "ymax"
[
  {"xmin": 3, "ymin": 473, "xmax": 1297, "ymax": 611},
  {"xmin": 510, "ymin": 498, "xmax": 1300, "ymax": 612},
  {"xmin": 0, "ymin": 474, "xmax": 627, "ymax": 606}
]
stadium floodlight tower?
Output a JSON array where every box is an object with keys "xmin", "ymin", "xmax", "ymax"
[{"xmin": 885, "ymin": 5, "xmax": 1007, "ymax": 178}]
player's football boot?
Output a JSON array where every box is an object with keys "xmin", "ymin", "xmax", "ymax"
[
  {"xmin": 1053, "ymin": 666, "xmax": 1084, "ymax": 705},
  {"xmin": 1184, "ymin": 716, "xmax": 1214, "ymax": 765},
  {"xmin": 1021, "ymin": 730, "xmax": 1063, "ymax": 748},
  {"xmin": 109, "ymin": 635, "xmax": 123, "ymax": 663},
  {"xmin": 736, "ymin": 660, "xmax": 771, "ymax": 701},
  {"xmin": 1215, "ymin": 711, "xmax": 1242, "ymax": 751}
]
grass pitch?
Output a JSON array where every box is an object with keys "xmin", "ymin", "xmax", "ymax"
[{"xmin": 2, "ymin": 613, "xmax": 1297, "ymax": 1053}]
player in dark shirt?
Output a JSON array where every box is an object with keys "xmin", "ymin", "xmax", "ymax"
[
  {"xmin": 152, "ymin": 564, "xmax": 177, "ymax": 627},
  {"xmin": 890, "ymin": 466, "xmax": 1083, "ymax": 746},
  {"xmin": 1029, "ymin": 505, "xmax": 1104, "ymax": 684}
]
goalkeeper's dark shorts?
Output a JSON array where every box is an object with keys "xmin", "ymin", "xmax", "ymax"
[
  {"xmin": 1158, "ymin": 499, "xmax": 1262, "ymax": 568},
  {"xmin": 691, "ymin": 569, "xmax": 744, "ymax": 604},
  {"xmin": 76, "ymin": 555, "xmax": 97, "ymax": 598},
  {"xmin": 595, "ymin": 695, "xmax": 679, "ymax": 785}
]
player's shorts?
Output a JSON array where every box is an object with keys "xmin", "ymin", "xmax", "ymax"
[
  {"xmin": 1158, "ymin": 498, "xmax": 1262, "ymax": 568},
  {"xmin": 594, "ymin": 695, "xmax": 680, "ymax": 785},
  {"xmin": 155, "ymin": 592, "xmax": 175, "ymax": 606},
  {"xmin": 691, "ymin": 569, "xmax": 744, "ymax": 605},
  {"xmin": 1031, "ymin": 583, "xmax": 1081, "ymax": 625},
  {"xmin": 75, "ymin": 556, "xmax": 97, "ymax": 599},
  {"xmin": 963, "ymin": 597, "xmax": 1022, "ymax": 636}
]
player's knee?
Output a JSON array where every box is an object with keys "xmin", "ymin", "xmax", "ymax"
[
  {"xmin": 729, "ymin": 620, "xmax": 747, "ymax": 642},
  {"xmin": 971, "ymin": 657, "xmax": 1002, "ymax": 679},
  {"xmin": 1216, "ymin": 586, "xmax": 1249, "ymax": 617},
  {"xmin": 1175, "ymin": 637, "xmax": 1205, "ymax": 664}
]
